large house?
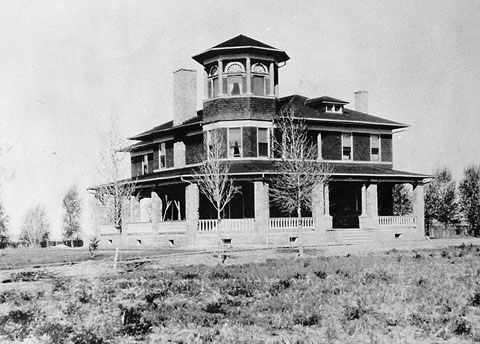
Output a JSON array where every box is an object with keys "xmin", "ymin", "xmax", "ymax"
[{"xmin": 96, "ymin": 35, "xmax": 429, "ymax": 248}]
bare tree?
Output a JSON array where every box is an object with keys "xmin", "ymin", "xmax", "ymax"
[
  {"xmin": 20, "ymin": 205, "xmax": 50, "ymax": 247},
  {"xmin": 270, "ymin": 106, "xmax": 332, "ymax": 257},
  {"xmin": 93, "ymin": 119, "xmax": 136, "ymax": 270},
  {"xmin": 0, "ymin": 197, "xmax": 8, "ymax": 249},
  {"xmin": 193, "ymin": 130, "xmax": 239, "ymax": 263}
]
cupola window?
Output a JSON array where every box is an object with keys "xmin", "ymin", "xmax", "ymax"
[
  {"xmin": 225, "ymin": 62, "xmax": 246, "ymax": 95},
  {"xmin": 251, "ymin": 63, "xmax": 270, "ymax": 96},
  {"xmin": 207, "ymin": 65, "xmax": 219, "ymax": 98}
]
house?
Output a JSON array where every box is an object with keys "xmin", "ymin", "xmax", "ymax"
[{"xmin": 95, "ymin": 34, "xmax": 429, "ymax": 248}]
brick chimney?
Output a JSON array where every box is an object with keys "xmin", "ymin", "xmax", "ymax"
[
  {"xmin": 173, "ymin": 69, "xmax": 197, "ymax": 126},
  {"xmin": 354, "ymin": 91, "xmax": 368, "ymax": 113}
]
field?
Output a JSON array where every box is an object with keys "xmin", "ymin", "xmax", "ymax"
[{"xmin": 0, "ymin": 241, "xmax": 480, "ymax": 343}]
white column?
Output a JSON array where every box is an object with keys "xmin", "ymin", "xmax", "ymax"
[
  {"xmin": 254, "ymin": 181, "xmax": 269, "ymax": 245},
  {"xmin": 218, "ymin": 59, "xmax": 224, "ymax": 95},
  {"xmin": 246, "ymin": 57, "xmax": 252, "ymax": 94},
  {"xmin": 185, "ymin": 183, "xmax": 200, "ymax": 245},
  {"xmin": 360, "ymin": 184, "xmax": 367, "ymax": 216},
  {"xmin": 151, "ymin": 190, "xmax": 161, "ymax": 233},
  {"xmin": 269, "ymin": 62, "xmax": 275, "ymax": 96},
  {"xmin": 413, "ymin": 184, "xmax": 425, "ymax": 233}
]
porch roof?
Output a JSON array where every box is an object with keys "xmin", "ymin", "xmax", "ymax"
[{"xmin": 129, "ymin": 160, "xmax": 430, "ymax": 188}]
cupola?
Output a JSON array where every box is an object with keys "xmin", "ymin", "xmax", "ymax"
[{"xmin": 192, "ymin": 35, "xmax": 290, "ymax": 99}]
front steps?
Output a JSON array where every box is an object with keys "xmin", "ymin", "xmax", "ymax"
[{"xmin": 336, "ymin": 229, "xmax": 374, "ymax": 245}]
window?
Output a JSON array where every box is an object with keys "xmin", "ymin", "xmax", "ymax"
[
  {"xmin": 225, "ymin": 62, "xmax": 245, "ymax": 96},
  {"xmin": 371, "ymin": 134, "xmax": 380, "ymax": 161},
  {"xmin": 142, "ymin": 154, "xmax": 149, "ymax": 174},
  {"xmin": 207, "ymin": 65, "xmax": 219, "ymax": 98},
  {"xmin": 251, "ymin": 63, "xmax": 270, "ymax": 96},
  {"xmin": 159, "ymin": 142, "xmax": 166, "ymax": 169},
  {"xmin": 342, "ymin": 133, "xmax": 352, "ymax": 160},
  {"xmin": 258, "ymin": 128, "xmax": 269, "ymax": 157},
  {"xmin": 228, "ymin": 127, "xmax": 242, "ymax": 158}
]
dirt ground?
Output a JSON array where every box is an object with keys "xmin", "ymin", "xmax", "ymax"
[{"xmin": 2, "ymin": 237, "xmax": 478, "ymax": 284}]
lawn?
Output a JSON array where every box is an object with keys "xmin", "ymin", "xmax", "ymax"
[{"xmin": 0, "ymin": 244, "xmax": 479, "ymax": 343}]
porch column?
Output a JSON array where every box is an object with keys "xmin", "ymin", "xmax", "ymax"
[
  {"xmin": 413, "ymin": 183, "xmax": 425, "ymax": 234},
  {"xmin": 151, "ymin": 190, "xmax": 161, "ymax": 233},
  {"xmin": 254, "ymin": 181, "xmax": 269, "ymax": 245},
  {"xmin": 313, "ymin": 183, "xmax": 332, "ymax": 232},
  {"xmin": 130, "ymin": 196, "xmax": 140, "ymax": 223},
  {"xmin": 360, "ymin": 184, "xmax": 367, "ymax": 216},
  {"xmin": 121, "ymin": 196, "xmax": 131, "ymax": 234},
  {"xmin": 185, "ymin": 183, "xmax": 199, "ymax": 245},
  {"xmin": 359, "ymin": 183, "xmax": 378, "ymax": 229}
]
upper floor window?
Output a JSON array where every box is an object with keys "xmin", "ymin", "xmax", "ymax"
[
  {"xmin": 225, "ymin": 62, "xmax": 246, "ymax": 95},
  {"xmin": 342, "ymin": 133, "xmax": 352, "ymax": 160},
  {"xmin": 142, "ymin": 154, "xmax": 149, "ymax": 175},
  {"xmin": 228, "ymin": 127, "xmax": 242, "ymax": 158},
  {"xmin": 258, "ymin": 128, "xmax": 269, "ymax": 157},
  {"xmin": 159, "ymin": 142, "xmax": 166, "ymax": 169},
  {"xmin": 371, "ymin": 134, "xmax": 380, "ymax": 161},
  {"xmin": 251, "ymin": 63, "xmax": 270, "ymax": 96},
  {"xmin": 207, "ymin": 65, "xmax": 219, "ymax": 98}
]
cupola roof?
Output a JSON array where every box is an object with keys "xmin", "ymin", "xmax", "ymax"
[{"xmin": 192, "ymin": 34, "xmax": 290, "ymax": 64}]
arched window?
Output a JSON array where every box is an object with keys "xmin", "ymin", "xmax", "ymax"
[
  {"xmin": 207, "ymin": 65, "xmax": 219, "ymax": 98},
  {"xmin": 251, "ymin": 63, "xmax": 270, "ymax": 96},
  {"xmin": 224, "ymin": 62, "xmax": 246, "ymax": 95}
]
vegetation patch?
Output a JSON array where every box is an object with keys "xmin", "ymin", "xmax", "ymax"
[{"xmin": 0, "ymin": 245, "xmax": 479, "ymax": 343}]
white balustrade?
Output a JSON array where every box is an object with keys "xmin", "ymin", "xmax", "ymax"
[
  {"xmin": 269, "ymin": 217, "xmax": 315, "ymax": 230},
  {"xmin": 378, "ymin": 216, "xmax": 417, "ymax": 226},
  {"xmin": 197, "ymin": 218, "xmax": 255, "ymax": 232}
]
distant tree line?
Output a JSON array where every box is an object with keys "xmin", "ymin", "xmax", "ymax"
[{"xmin": 425, "ymin": 165, "xmax": 480, "ymax": 237}]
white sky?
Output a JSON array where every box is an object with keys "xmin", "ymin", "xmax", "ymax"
[{"xmin": 1, "ymin": 0, "xmax": 480, "ymax": 239}]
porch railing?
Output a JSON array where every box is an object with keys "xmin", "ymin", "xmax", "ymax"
[
  {"xmin": 269, "ymin": 217, "xmax": 315, "ymax": 230},
  {"xmin": 378, "ymin": 216, "xmax": 417, "ymax": 226},
  {"xmin": 125, "ymin": 222, "xmax": 152, "ymax": 234},
  {"xmin": 197, "ymin": 218, "xmax": 255, "ymax": 232}
]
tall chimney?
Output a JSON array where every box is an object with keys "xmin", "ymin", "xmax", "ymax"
[
  {"xmin": 354, "ymin": 91, "xmax": 368, "ymax": 113},
  {"xmin": 173, "ymin": 69, "xmax": 197, "ymax": 126}
]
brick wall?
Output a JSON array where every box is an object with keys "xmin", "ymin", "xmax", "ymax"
[
  {"xmin": 353, "ymin": 133, "xmax": 370, "ymax": 161},
  {"xmin": 153, "ymin": 149, "xmax": 159, "ymax": 170},
  {"xmin": 185, "ymin": 135, "xmax": 204, "ymax": 164},
  {"xmin": 381, "ymin": 134, "xmax": 392, "ymax": 162},
  {"xmin": 322, "ymin": 131, "xmax": 341, "ymax": 160},
  {"xmin": 203, "ymin": 97, "xmax": 278, "ymax": 123}
]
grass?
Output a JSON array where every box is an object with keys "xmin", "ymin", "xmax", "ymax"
[{"xmin": 0, "ymin": 244, "xmax": 480, "ymax": 343}]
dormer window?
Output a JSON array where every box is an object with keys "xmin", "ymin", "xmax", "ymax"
[
  {"xmin": 207, "ymin": 65, "xmax": 219, "ymax": 98},
  {"xmin": 326, "ymin": 104, "xmax": 343, "ymax": 113},
  {"xmin": 251, "ymin": 63, "xmax": 270, "ymax": 96},
  {"xmin": 225, "ymin": 62, "xmax": 246, "ymax": 95}
]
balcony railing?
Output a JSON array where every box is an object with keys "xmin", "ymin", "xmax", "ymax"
[
  {"xmin": 269, "ymin": 217, "xmax": 315, "ymax": 230},
  {"xmin": 197, "ymin": 218, "xmax": 255, "ymax": 232},
  {"xmin": 378, "ymin": 216, "xmax": 417, "ymax": 226}
]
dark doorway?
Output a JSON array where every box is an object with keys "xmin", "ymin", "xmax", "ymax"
[{"xmin": 329, "ymin": 182, "xmax": 362, "ymax": 228}]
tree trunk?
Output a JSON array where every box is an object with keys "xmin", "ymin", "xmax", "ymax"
[
  {"xmin": 114, "ymin": 227, "xmax": 122, "ymax": 271},
  {"xmin": 217, "ymin": 208, "xmax": 222, "ymax": 265},
  {"xmin": 297, "ymin": 205, "xmax": 304, "ymax": 258}
]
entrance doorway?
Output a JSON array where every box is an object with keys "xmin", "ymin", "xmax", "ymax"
[{"xmin": 329, "ymin": 182, "xmax": 362, "ymax": 228}]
